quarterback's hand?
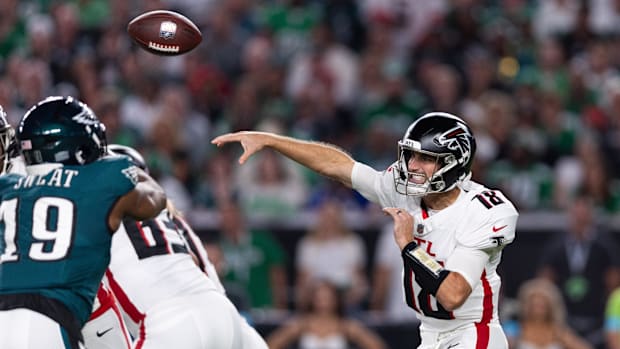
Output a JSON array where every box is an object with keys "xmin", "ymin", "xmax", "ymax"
[
  {"xmin": 383, "ymin": 207, "xmax": 415, "ymax": 250},
  {"xmin": 211, "ymin": 131, "xmax": 269, "ymax": 164}
]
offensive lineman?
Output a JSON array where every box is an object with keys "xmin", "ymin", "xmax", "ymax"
[
  {"xmin": 102, "ymin": 144, "xmax": 268, "ymax": 349},
  {"xmin": 0, "ymin": 96, "xmax": 166, "ymax": 349},
  {"xmin": 212, "ymin": 112, "xmax": 518, "ymax": 349}
]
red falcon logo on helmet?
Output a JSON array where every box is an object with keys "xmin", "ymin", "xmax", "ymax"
[{"xmin": 436, "ymin": 124, "xmax": 472, "ymax": 165}]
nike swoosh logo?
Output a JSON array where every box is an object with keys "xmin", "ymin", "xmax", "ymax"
[
  {"xmin": 96, "ymin": 328, "xmax": 113, "ymax": 337},
  {"xmin": 492, "ymin": 225, "xmax": 507, "ymax": 232},
  {"xmin": 447, "ymin": 344, "xmax": 460, "ymax": 349}
]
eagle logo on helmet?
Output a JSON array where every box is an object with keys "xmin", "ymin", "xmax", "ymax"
[
  {"xmin": 71, "ymin": 108, "xmax": 99, "ymax": 125},
  {"xmin": 436, "ymin": 124, "xmax": 472, "ymax": 165}
]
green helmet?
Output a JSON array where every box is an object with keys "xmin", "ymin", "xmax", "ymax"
[{"xmin": 17, "ymin": 96, "xmax": 107, "ymax": 166}]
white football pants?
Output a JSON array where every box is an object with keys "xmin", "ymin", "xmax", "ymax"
[
  {"xmin": 0, "ymin": 308, "xmax": 86, "ymax": 349},
  {"xmin": 133, "ymin": 290, "xmax": 245, "ymax": 349},
  {"xmin": 82, "ymin": 299, "xmax": 131, "ymax": 349},
  {"xmin": 418, "ymin": 322, "xmax": 508, "ymax": 349}
]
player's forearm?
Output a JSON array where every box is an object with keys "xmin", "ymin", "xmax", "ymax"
[
  {"xmin": 136, "ymin": 179, "xmax": 167, "ymax": 216},
  {"xmin": 436, "ymin": 273, "xmax": 471, "ymax": 311},
  {"xmin": 135, "ymin": 171, "xmax": 167, "ymax": 217},
  {"xmin": 401, "ymin": 242, "xmax": 470, "ymax": 312},
  {"xmin": 264, "ymin": 133, "xmax": 355, "ymax": 187}
]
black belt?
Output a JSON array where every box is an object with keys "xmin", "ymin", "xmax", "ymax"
[{"xmin": 0, "ymin": 293, "xmax": 84, "ymax": 349}]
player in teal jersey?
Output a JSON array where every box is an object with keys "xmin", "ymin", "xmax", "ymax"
[{"xmin": 0, "ymin": 96, "xmax": 166, "ymax": 349}]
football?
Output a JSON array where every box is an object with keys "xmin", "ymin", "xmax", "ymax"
[{"xmin": 127, "ymin": 10, "xmax": 202, "ymax": 56}]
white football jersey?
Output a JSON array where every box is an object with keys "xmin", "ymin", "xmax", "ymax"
[
  {"xmin": 175, "ymin": 216, "xmax": 226, "ymax": 294},
  {"xmin": 8, "ymin": 155, "xmax": 26, "ymax": 175},
  {"xmin": 352, "ymin": 162, "xmax": 518, "ymax": 333},
  {"xmin": 107, "ymin": 209, "xmax": 220, "ymax": 328}
]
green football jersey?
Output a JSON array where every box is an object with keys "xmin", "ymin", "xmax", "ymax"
[{"xmin": 0, "ymin": 156, "xmax": 137, "ymax": 325}]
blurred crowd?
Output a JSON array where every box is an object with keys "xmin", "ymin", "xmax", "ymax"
[
  {"xmin": 3, "ymin": 0, "xmax": 620, "ymax": 347},
  {"xmin": 2, "ymin": 0, "xmax": 620, "ymax": 216}
]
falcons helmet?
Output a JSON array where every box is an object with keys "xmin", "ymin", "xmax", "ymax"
[{"xmin": 394, "ymin": 112, "xmax": 476, "ymax": 196}]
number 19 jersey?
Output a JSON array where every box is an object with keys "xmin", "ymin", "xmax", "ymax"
[{"xmin": 0, "ymin": 157, "xmax": 137, "ymax": 325}]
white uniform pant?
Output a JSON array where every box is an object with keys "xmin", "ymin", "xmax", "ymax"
[
  {"xmin": 82, "ymin": 299, "xmax": 131, "ymax": 349},
  {"xmin": 134, "ymin": 290, "xmax": 245, "ymax": 349},
  {"xmin": 418, "ymin": 323, "xmax": 507, "ymax": 349},
  {"xmin": 0, "ymin": 308, "xmax": 85, "ymax": 349}
]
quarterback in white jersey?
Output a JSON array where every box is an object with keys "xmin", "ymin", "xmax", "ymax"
[
  {"xmin": 213, "ymin": 112, "xmax": 518, "ymax": 349},
  {"xmin": 105, "ymin": 144, "xmax": 268, "ymax": 349}
]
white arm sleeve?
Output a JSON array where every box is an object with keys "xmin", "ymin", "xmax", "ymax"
[
  {"xmin": 444, "ymin": 247, "xmax": 489, "ymax": 289},
  {"xmin": 351, "ymin": 162, "xmax": 381, "ymax": 203}
]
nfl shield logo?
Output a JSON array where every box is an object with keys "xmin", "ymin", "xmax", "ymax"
[
  {"xmin": 159, "ymin": 21, "xmax": 177, "ymax": 40},
  {"xmin": 417, "ymin": 224, "xmax": 424, "ymax": 235}
]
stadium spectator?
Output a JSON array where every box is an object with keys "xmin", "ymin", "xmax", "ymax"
[
  {"xmin": 267, "ymin": 279, "xmax": 386, "ymax": 349},
  {"xmin": 234, "ymin": 120, "xmax": 309, "ymax": 219},
  {"xmin": 538, "ymin": 191, "xmax": 620, "ymax": 348},
  {"xmin": 217, "ymin": 200, "xmax": 289, "ymax": 311},
  {"xmin": 295, "ymin": 198, "xmax": 368, "ymax": 313},
  {"xmin": 369, "ymin": 222, "xmax": 418, "ymax": 322},
  {"xmin": 504, "ymin": 278, "xmax": 592, "ymax": 349}
]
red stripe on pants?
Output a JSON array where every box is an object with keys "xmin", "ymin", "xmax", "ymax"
[{"xmin": 475, "ymin": 270, "xmax": 492, "ymax": 349}]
